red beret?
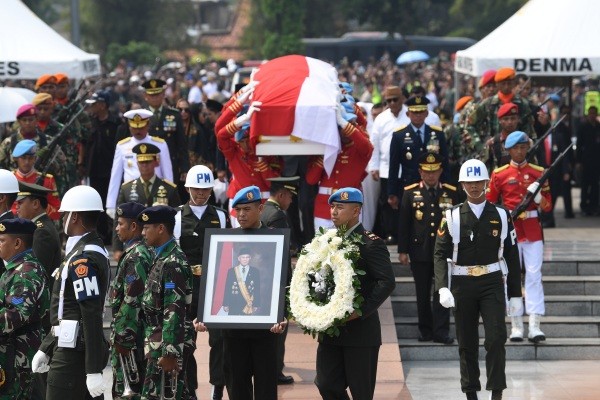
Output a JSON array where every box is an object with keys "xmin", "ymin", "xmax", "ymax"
[
  {"xmin": 16, "ymin": 104, "xmax": 37, "ymax": 119},
  {"xmin": 35, "ymin": 74, "xmax": 57, "ymax": 89},
  {"xmin": 495, "ymin": 67, "xmax": 516, "ymax": 83},
  {"xmin": 497, "ymin": 102, "xmax": 518, "ymax": 118},
  {"xmin": 478, "ymin": 70, "xmax": 497, "ymax": 88},
  {"xmin": 54, "ymin": 73, "xmax": 69, "ymax": 84},
  {"xmin": 455, "ymin": 96, "xmax": 474, "ymax": 112}
]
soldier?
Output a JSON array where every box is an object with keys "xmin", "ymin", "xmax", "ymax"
[
  {"xmin": 487, "ymin": 131, "xmax": 552, "ymax": 343},
  {"xmin": 0, "ymin": 170, "xmax": 19, "ymax": 221},
  {"xmin": 445, "ymin": 96, "xmax": 474, "ymax": 184},
  {"xmin": 138, "ymin": 205, "xmax": 193, "ymax": 399},
  {"xmin": 11, "ymin": 139, "xmax": 61, "ymax": 221},
  {"xmin": 388, "ymin": 96, "xmax": 450, "ymax": 211},
  {"xmin": 143, "ymin": 79, "xmax": 190, "ymax": 191},
  {"xmin": 0, "ymin": 218, "xmax": 50, "ymax": 399},
  {"xmin": 398, "ymin": 153, "xmax": 457, "ymax": 344},
  {"xmin": 478, "ymin": 70, "xmax": 497, "ymax": 101},
  {"xmin": 34, "ymin": 75, "xmax": 58, "ymax": 99},
  {"xmin": 32, "ymin": 185, "xmax": 111, "ymax": 399},
  {"xmin": 109, "ymin": 201, "xmax": 153, "ymax": 399},
  {"xmin": 14, "ymin": 181, "xmax": 61, "ymax": 279},
  {"xmin": 486, "ymin": 103, "xmax": 520, "ymax": 170},
  {"xmin": 175, "ymin": 164, "xmax": 230, "ymax": 400},
  {"xmin": 434, "ymin": 159, "xmax": 522, "ymax": 400},
  {"xmin": 106, "ymin": 109, "xmax": 173, "ymax": 219}
]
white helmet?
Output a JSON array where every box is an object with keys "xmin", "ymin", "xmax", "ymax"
[
  {"xmin": 59, "ymin": 185, "xmax": 104, "ymax": 212},
  {"xmin": 0, "ymin": 169, "xmax": 19, "ymax": 193},
  {"xmin": 458, "ymin": 159, "xmax": 489, "ymax": 182},
  {"xmin": 185, "ymin": 165, "xmax": 215, "ymax": 189}
]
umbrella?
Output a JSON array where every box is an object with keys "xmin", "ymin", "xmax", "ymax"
[
  {"xmin": 0, "ymin": 88, "xmax": 30, "ymax": 123},
  {"xmin": 7, "ymin": 87, "xmax": 36, "ymax": 102},
  {"xmin": 396, "ymin": 50, "xmax": 430, "ymax": 65}
]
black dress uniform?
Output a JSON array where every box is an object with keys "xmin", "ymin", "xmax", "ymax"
[
  {"xmin": 434, "ymin": 202, "xmax": 521, "ymax": 394},
  {"xmin": 399, "ymin": 177, "xmax": 458, "ymax": 342},
  {"xmin": 32, "ymin": 212, "xmax": 61, "ymax": 280},
  {"xmin": 39, "ymin": 232, "xmax": 110, "ymax": 399}
]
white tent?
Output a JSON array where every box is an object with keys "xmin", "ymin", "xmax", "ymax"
[
  {"xmin": 454, "ymin": 0, "xmax": 600, "ymax": 77},
  {"xmin": 0, "ymin": 0, "xmax": 100, "ymax": 79}
]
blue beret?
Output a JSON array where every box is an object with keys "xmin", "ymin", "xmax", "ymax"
[
  {"xmin": 234, "ymin": 123, "xmax": 250, "ymax": 142},
  {"xmin": 340, "ymin": 82, "xmax": 353, "ymax": 95},
  {"xmin": 0, "ymin": 218, "xmax": 36, "ymax": 235},
  {"xmin": 137, "ymin": 205, "xmax": 177, "ymax": 225},
  {"xmin": 231, "ymin": 186, "xmax": 261, "ymax": 207},
  {"xmin": 328, "ymin": 187, "xmax": 363, "ymax": 205},
  {"xmin": 12, "ymin": 139, "xmax": 37, "ymax": 158},
  {"xmin": 504, "ymin": 131, "xmax": 529, "ymax": 149},
  {"xmin": 117, "ymin": 202, "xmax": 146, "ymax": 219}
]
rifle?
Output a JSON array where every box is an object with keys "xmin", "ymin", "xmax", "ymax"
[
  {"xmin": 34, "ymin": 106, "xmax": 86, "ymax": 186},
  {"xmin": 522, "ymin": 87, "xmax": 566, "ymax": 124},
  {"xmin": 510, "ymin": 142, "xmax": 574, "ymax": 220},
  {"xmin": 55, "ymin": 78, "xmax": 105, "ymax": 124},
  {"xmin": 526, "ymin": 114, "xmax": 567, "ymax": 161}
]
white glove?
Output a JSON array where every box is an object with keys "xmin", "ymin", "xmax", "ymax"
[
  {"xmin": 106, "ymin": 208, "xmax": 116, "ymax": 220},
  {"xmin": 86, "ymin": 373, "xmax": 105, "ymax": 398},
  {"xmin": 527, "ymin": 182, "xmax": 542, "ymax": 204},
  {"xmin": 239, "ymin": 79, "xmax": 259, "ymax": 94},
  {"xmin": 509, "ymin": 297, "xmax": 524, "ymax": 316},
  {"xmin": 32, "ymin": 350, "xmax": 50, "ymax": 373},
  {"xmin": 236, "ymin": 86, "xmax": 255, "ymax": 105},
  {"xmin": 335, "ymin": 103, "xmax": 349, "ymax": 129},
  {"xmin": 249, "ymin": 67, "xmax": 260, "ymax": 82},
  {"xmin": 439, "ymin": 287, "xmax": 455, "ymax": 308},
  {"xmin": 233, "ymin": 101, "xmax": 262, "ymax": 128}
]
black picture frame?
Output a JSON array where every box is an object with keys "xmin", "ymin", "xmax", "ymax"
[{"xmin": 197, "ymin": 228, "xmax": 290, "ymax": 329}]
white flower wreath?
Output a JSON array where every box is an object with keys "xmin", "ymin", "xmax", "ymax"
[{"xmin": 289, "ymin": 228, "xmax": 364, "ymax": 337}]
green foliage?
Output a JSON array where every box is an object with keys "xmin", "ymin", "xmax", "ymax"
[
  {"xmin": 23, "ymin": 0, "xmax": 65, "ymax": 26},
  {"xmin": 448, "ymin": 0, "xmax": 527, "ymax": 39},
  {"xmin": 105, "ymin": 41, "xmax": 161, "ymax": 69}
]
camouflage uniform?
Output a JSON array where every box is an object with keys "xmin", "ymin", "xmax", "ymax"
[
  {"xmin": 468, "ymin": 94, "xmax": 535, "ymax": 143},
  {"xmin": 141, "ymin": 239, "xmax": 193, "ymax": 399},
  {"xmin": 0, "ymin": 250, "xmax": 50, "ymax": 400},
  {"xmin": 109, "ymin": 237, "xmax": 154, "ymax": 399},
  {"xmin": 39, "ymin": 119, "xmax": 77, "ymax": 196}
]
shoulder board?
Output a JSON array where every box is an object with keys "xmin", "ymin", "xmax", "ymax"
[
  {"xmin": 393, "ymin": 125, "xmax": 408, "ymax": 133},
  {"xmin": 493, "ymin": 164, "xmax": 510, "ymax": 173},
  {"xmin": 45, "ymin": 173, "xmax": 53, "ymax": 178},
  {"xmin": 363, "ymin": 230, "xmax": 380, "ymax": 241},
  {"xmin": 150, "ymin": 136, "xmax": 166, "ymax": 143},
  {"xmin": 121, "ymin": 179, "xmax": 135, "ymax": 187},
  {"xmin": 117, "ymin": 137, "xmax": 132, "ymax": 145},
  {"xmin": 162, "ymin": 179, "xmax": 177, "ymax": 188},
  {"xmin": 36, "ymin": 220, "xmax": 44, "ymax": 228},
  {"xmin": 429, "ymin": 125, "xmax": 442, "ymax": 131},
  {"xmin": 442, "ymin": 183, "xmax": 457, "ymax": 191},
  {"xmin": 404, "ymin": 183, "xmax": 419, "ymax": 190},
  {"xmin": 528, "ymin": 163, "xmax": 544, "ymax": 172}
]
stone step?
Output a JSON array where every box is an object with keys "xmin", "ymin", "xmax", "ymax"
[
  {"xmin": 394, "ymin": 316, "xmax": 600, "ymax": 339},
  {"xmin": 391, "ymin": 295, "xmax": 600, "ymax": 316},
  {"xmin": 392, "ymin": 276, "xmax": 600, "ymax": 296},
  {"xmin": 398, "ymin": 338, "xmax": 600, "ymax": 361}
]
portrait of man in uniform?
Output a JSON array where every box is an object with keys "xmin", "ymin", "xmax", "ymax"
[{"xmin": 223, "ymin": 247, "xmax": 262, "ymax": 315}]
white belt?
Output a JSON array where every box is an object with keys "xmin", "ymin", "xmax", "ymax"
[
  {"xmin": 452, "ymin": 262, "xmax": 501, "ymax": 277},
  {"xmin": 318, "ymin": 187, "xmax": 338, "ymax": 195},
  {"xmin": 261, "ymin": 191, "xmax": 270, "ymax": 200},
  {"xmin": 52, "ymin": 325, "xmax": 61, "ymax": 337},
  {"xmin": 514, "ymin": 210, "xmax": 538, "ymax": 220}
]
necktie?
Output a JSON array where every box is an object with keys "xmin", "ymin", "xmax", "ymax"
[
  {"xmin": 241, "ymin": 266, "xmax": 246, "ymax": 275},
  {"xmin": 429, "ymin": 187, "xmax": 436, "ymax": 199},
  {"xmin": 417, "ymin": 128, "xmax": 423, "ymax": 143},
  {"xmin": 143, "ymin": 181, "xmax": 151, "ymax": 200}
]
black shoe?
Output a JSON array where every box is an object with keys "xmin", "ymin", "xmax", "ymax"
[
  {"xmin": 491, "ymin": 389, "xmax": 503, "ymax": 400},
  {"xmin": 466, "ymin": 391, "xmax": 478, "ymax": 400},
  {"xmin": 433, "ymin": 336, "xmax": 455, "ymax": 345},
  {"xmin": 417, "ymin": 334, "xmax": 433, "ymax": 342},
  {"xmin": 212, "ymin": 385, "xmax": 224, "ymax": 400},
  {"xmin": 277, "ymin": 374, "xmax": 294, "ymax": 385}
]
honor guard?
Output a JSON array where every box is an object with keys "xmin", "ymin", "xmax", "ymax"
[
  {"xmin": 138, "ymin": 206, "xmax": 193, "ymax": 399},
  {"xmin": 32, "ymin": 186, "xmax": 111, "ymax": 399},
  {"xmin": 0, "ymin": 218, "xmax": 50, "ymax": 399},
  {"xmin": 109, "ymin": 202, "xmax": 153, "ymax": 399},
  {"xmin": 0, "ymin": 170, "xmax": 19, "ymax": 273}
]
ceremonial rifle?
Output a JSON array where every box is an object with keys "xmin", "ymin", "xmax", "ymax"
[
  {"xmin": 526, "ymin": 114, "xmax": 567, "ymax": 162},
  {"xmin": 510, "ymin": 142, "xmax": 574, "ymax": 220},
  {"xmin": 521, "ymin": 87, "xmax": 566, "ymax": 125},
  {"xmin": 55, "ymin": 78, "xmax": 105, "ymax": 124}
]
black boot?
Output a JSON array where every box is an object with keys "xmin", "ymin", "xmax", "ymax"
[
  {"xmin": 491, "ymin": 389, "xmax": 503, "ymax": 400},
  {"xmin": 466, "ymin": 392, "xmax": 478, "ymax": 400}
]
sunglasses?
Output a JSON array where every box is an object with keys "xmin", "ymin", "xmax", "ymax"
[
  {"xmin": 385, "ymin": 97, "xmax": 400, "ymax": 104},
  {"xmin": 177, "ymin": 108, "xmax": 190, "ymax": 112}
]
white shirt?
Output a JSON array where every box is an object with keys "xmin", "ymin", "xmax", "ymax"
[
  {"xmin": 106, "ymin": 135, "xmax": 174, "ymax": 209},
  {"xmin": 187, "ymin": 86, "xmax": 203, "ymax": 104},
  {"xmin": 467, "ymin": 201, "xmax": 486, "ymax": 219}
]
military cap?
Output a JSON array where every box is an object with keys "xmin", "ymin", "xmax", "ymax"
[
  {"xmin": 205, "ymin": 99, "xmax": 223, "ymax": 113},
  {"xmin": 455, "ymin": 96, "xmax": 474, "ymax": 112},
  {"xmin": 124, "ymin": 109, "xmax": 153, "ymax": 128},
  {"xmin": 231, "ymin": 186, "xmax": 261, "ymax": 208},
  {"xmin": 418, "ymin": 152, "xmax": 443, "ymax": 172},
  {"xmin": 85, "ymin": 90, "xmax": 111, "ymax": 106},
  {"xmin": 405, "ymin": 96, "xmax": 430, "ymax": 112},
  {"xmin": 35, "ymin": 74, "xmax": 57, "ymax": 90},
  {"xmin": 0, "ymin": 218, "xmax": 36, "ymax": 235},
  {"xmin": 132, "ymin": 143, "xmax": 160, "ymax": 162},
  {"xmin": 141, "ymin": 79, "xmax": 167, "ymax": 95},
  {"xmin": 234, "ymin": 124, "xmax": 250, "ymax": 142},
  {"xmin": 237, "ymin": 247, "xmax": 252, "ymax": 256},
  {"xmin": 137, "ymin": 205, "xmax": 177, "ymax": 225},
  {"xmin": 12, "ymin": 139, "xmax": 37, "ymax": 158},
  {"xmin": 268, "ymin": 176, "xmax": 299, "ymax": 195},
  {"xmin": 504, "ymin": 131, "xmax": 529, "ymax": 149},
  {"xmin": 328, "ymin": 187, "xmax": 363, "ymax": 205},
  {"xmin": 497, "ymin": 102, "xmax": 518, "ymax": 119},
  {"xmin": 478, "ymin": 69, "xmax": 497, "ymax": 88},
  {"xmin": 16, "ymin": 181, "xmax": 51, "ymax": 201},
  {"xmin": 32, "ymin": 93, "xmax": 53, "ymax": 106},
  {"xmin": 339, "ymin": 82, "xmax": 353, "ymax": 95},
  {"xmin": 54, "ymin": 73, "xmax": 69, "ymax": 84},
  {"xmin": 495, "ymin": 67, "xmax": 516, "ymax": 83},
  {"xmin": 117, "ymin": 201, "xmax": 146, "ymax": 219},
  {"xmin": 16, "ymin": 104, "xmax": 37, "ymax": 119}
]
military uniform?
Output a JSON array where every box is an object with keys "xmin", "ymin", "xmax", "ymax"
[
  {"xmin": 0, "ymin": 131, "xmax": 49, "ymax": 170},
  {"xmin": 117, "ymin": 177, "xmax": 180, "ymax": 208},
  {"xmin": 469, "ymin": 94, "xmax": 535, "ymax": 141},
  {"xmin": 32, "ymin": 213, "xmax": 61, "ymax": 279},
  {"xmin": 0, "ymin": 248, "xmax": 50, "ymax": 400},
  {"xmin": 13, "ymin": 170, "xmax": 61, "ymax": 220},
  {"xmin": 40, "ymin": 117, "xmax": 80, "ymax": 194}
]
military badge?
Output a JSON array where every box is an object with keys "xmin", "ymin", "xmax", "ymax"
[
  {"xmin": 492, "ymin": 229, "xmax": 499, "ymax": 237},
  {"xmin": 246, "ymin": 191, "xmax": 254, "ymax": 200},
  {"xmin": 150, "ymin": 80, "xmax": 158, "ymax": 88},
  {"xmin": 415, "ymin": 210, "xmax": 423, "ymax": 220},
  {"xmin": 427, "ymin": 154, "xmax": 436, "ymax": 163},
  {"xmin": 406, "ymin": 152, "xmax": 412, "ymax": 160},
  {"xmin": 141, "ymin": 213, "xmax": 149, "ymax": 221},
  {"xmin": 340, "ymin": 191, "xmax": 349, "ymax": 200},
  {"xmin": 117, "ymin": 207, "xmax": 123, "ymax": 216},
  {"xmin": 140, "ymin": 144, "xmax": 147, "ymax": 154},
  {"xmin": 75, "ymin": 265, "xmax": 88, "ymax": 278},
  {"xmin": 36, "ymin": 220, "xmax": 43, "ymax": 228},
  {"xmin": 0, "ymin": 224, "xmax": 4, "ymax": 232}
]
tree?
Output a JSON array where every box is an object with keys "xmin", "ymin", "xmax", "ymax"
[
  {"xmin": 23, "ymin": 0, "xmax": 66, "ymax": 26},
  {"xmin": 448, "ymin": 0, "xmax": 527, "ymax": 39}
]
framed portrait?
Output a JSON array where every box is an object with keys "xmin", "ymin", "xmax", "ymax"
[{"xmin": 197, "ymin": 228, "xmax": 290, "ymax": 329}]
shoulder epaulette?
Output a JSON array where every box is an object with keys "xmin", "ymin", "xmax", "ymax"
[
  {"xmin": 117, "ymin": 137, "xmax": 132, "ymax": 145},
  {"xmin": 429, "ymin": 125, "xmax": 442, "ymax": 131},
  {"xmin": 404, "ymin": 183, "xmax": 419, "ymax": 190},
  {"xmin": 121, "ymin": 179, "xmax": 134, "ymax": 187},
  {"xmin": 364, "ymin": 230, "xmax": 380, "ymax": 241},
  {"xmin": 36, "ymin": 220, "xmax": 44, "ymax": 228},
  {"xmin": 150, "ymin": 136, "xmax": 165, "ymax": 143},
  {"xmin": 442, "ymin": 183, "xmax": 457, "ymax": 191},
  {"xmin": 45, "ymin": 173, "xmax": 53, "ymax": 178},
  {"xmin": 393, "ymin": 125, "xmax": 408, "ymax": 133},
  {"xmin": 162, "ymin": 179, "xmax": 177, "ymax": 188},
  {"xmin": 528, "ymin": 163, "xmax": 544, "ymax": 172},
  {"xmin": 493, "ymin": 164, "xmax": 510, "ymax": 173}
]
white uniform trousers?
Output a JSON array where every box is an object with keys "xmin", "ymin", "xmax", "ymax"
[{"xmin": 516, "ymin": 240, "xmax": 545, "ymax": 315}]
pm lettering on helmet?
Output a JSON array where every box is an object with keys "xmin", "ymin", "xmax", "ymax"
[
  {"xmin": 197, "ymin": 173, "xmax": 211, "ymax": 184},
  {"xmin": 467, "ymin": 166, "xmax": 481, "ymax": 177}
]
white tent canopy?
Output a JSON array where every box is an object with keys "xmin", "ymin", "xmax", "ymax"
[
  {"xmin": 0, "ymin": 0, "xmax": 100, "ymax": 79},
  {"xmin": 454, "ymin": 0, "xmax": 600, "ymax": 77}
]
